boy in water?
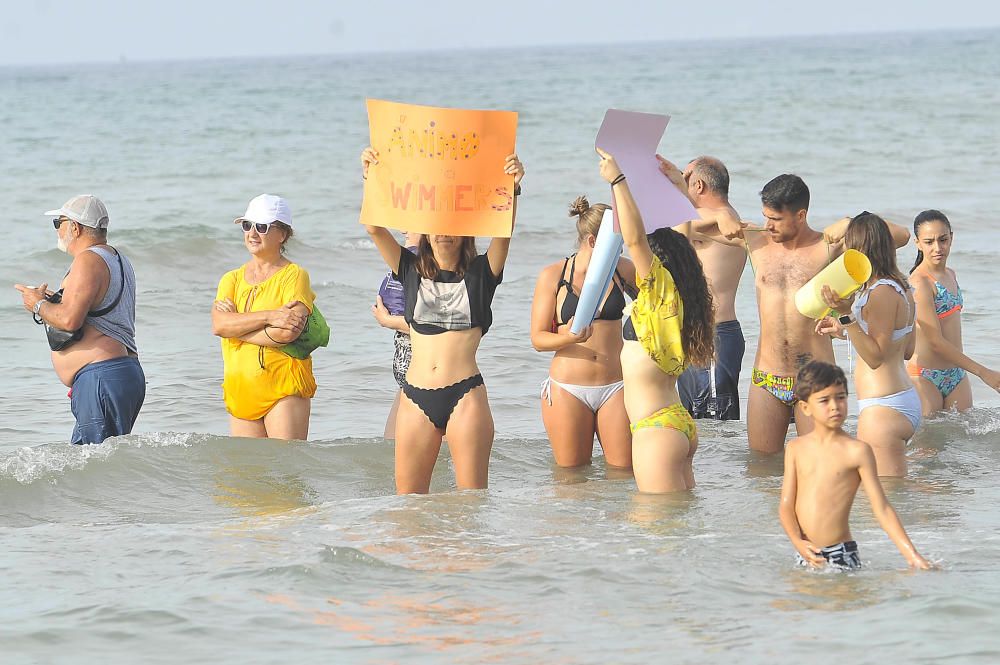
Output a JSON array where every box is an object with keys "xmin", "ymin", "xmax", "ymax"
[{"xmin": 779, "ymin": 361, "xmax": 931, "ymax": 570}]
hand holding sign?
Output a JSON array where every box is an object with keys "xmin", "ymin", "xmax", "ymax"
[
  {"xmin": 361, "ymin": 99, "xmax": 518, "ymax": 237},
  {"xmin": 596, "ymin": 147, "xmax": 623, "ymax": 183},
  {"xmin": 595, "ymin": 109, "xmax": 696, "ymax": 233},
  {"xmin": 361, "ymin": 146, "xmax": 379, "ymax": 177}
]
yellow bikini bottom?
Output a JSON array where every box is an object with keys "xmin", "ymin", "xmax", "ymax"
[{"xmin": 630, "ymin": 403, "xmax": 697, "ymax": 442}]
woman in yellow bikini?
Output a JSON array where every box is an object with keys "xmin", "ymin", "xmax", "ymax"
[
  {"xmin": 596, "ymin": 149, "xmax": 716, "ymax": 492},
  {"xmin": 211, "ymin": 194, "xmax": 316, "ymax": 440}
]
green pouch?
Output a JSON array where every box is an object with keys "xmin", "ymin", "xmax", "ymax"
[{"xmin": 280, "ymin": 304, "xmax": 330, "ymax": 359}]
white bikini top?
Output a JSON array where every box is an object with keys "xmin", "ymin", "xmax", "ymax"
[{"xmin": 851, "ymin": 278, "xmax": 914, "ymax": 341}]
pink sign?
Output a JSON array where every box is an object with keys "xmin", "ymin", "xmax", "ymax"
[{"xmin": 595, "ymin": 109, "xmax": 696, "ymax": 232}]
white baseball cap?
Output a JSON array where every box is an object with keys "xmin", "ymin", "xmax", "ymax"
[
  {"xmin": 234, "ymin": 194, "xmax": 292, "ymax": 227},
  {"xmin": 44, "ymin": 194, "xmax": 110, "ymax": 229}
]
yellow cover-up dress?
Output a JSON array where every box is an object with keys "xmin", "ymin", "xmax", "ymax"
[{"xmin": 216, "ymin": 263, "xmax": 317, "ymax": 420}]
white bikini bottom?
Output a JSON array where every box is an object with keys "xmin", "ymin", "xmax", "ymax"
[
  {"xmin": 540, "ymin": 376, "xmax": 624, "ymax": 413},
  {"xmin": 857, "ymin": 387, "xmax": 922, "ymax": 434}
]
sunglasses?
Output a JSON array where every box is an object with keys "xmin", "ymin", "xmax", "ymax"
[
  {"xmin": 52, "ymin": 217, "xmax": 73, "ymax": 229},
  {"xmin": 240, "ymin": 220, "xmax": 278, "ymax": 234}
]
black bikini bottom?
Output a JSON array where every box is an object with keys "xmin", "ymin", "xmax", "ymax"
[{"xmin": 402, "ymin": 374, "xmax": 485, "ymax": 430}]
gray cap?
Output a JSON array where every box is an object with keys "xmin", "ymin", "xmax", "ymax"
[{"xmin": 44, "ymin": 195, "xmax": 110, "ymax": 229}]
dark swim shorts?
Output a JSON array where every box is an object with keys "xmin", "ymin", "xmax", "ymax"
[
  {"xmin": 797, "ymin": 540, "xmax": 862, "ymax": 570},
  {"xmin": 678, "ymin": 320, "xmax": 745, "ymax": 420},
  {"xmin": 69, "ymin": 356, "xmax": 146, "ymax": 445}
]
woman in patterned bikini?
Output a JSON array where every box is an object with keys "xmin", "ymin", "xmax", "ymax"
[{"xmin": 907, "ymin": 210, "xmax": 1000, "ymax": 415}]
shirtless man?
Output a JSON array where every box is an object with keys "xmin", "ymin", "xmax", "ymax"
[
  {"xmin": 779, "ymin": 361, "xmax": 930, "ymax": 569},
  {"xmin": 15, "ymin": 195, "xmax": 145, "ymax": 444},
  {"xmin": 675, "ymin": 157, "xmax": 747, "ymax": 420},
  {"xmin": 658, "ymin": 164, "xmax": 909, "ymax": 453}
]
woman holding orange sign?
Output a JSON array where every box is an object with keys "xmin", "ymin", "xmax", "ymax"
[{"xmin": 361, "ymin": 146, "xmax": 524, "ymax": 494}]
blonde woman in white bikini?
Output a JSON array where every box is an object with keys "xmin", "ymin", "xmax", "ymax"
[{"xmin": 530, "ymin": 196, "xmax": 636, "ymax": 468}]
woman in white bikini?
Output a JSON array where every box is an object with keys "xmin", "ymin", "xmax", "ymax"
[
  {"xmin": 815, "ymin": 212, "xmax": 919, "ymax": 477},
  {"xmin": 530, "ymin": 196, "xmax": 635, "ymax": 468}
]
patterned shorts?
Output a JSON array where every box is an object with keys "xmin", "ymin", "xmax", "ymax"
[
  {"xmin": 797, "ymin": 540, "xmax": 862, "ymax": 570},
  {"xmin": 392, "ymin": 331, "xmax": 412, "ymax": 387}
]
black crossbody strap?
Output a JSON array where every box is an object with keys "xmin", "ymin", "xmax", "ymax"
[{"xmin": 89, "ymin": 248, "xmax": 126, "ymax": 317}]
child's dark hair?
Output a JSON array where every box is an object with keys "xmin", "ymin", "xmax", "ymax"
[{"xmin": 794, "ymin": 361, "xmax": 848, "ymax": 402}]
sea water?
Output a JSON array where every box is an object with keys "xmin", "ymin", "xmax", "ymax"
[{"xmin": 2, "ymin": 29, "xmax": 999, "ymax": 663}]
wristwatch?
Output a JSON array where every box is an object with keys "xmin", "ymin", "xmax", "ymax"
[
  {"xmin": 514, "ymin": 183, "xmax": 522, "ymax": 196},
  {"xmin": 838, "ymin": 314, "xmax": 854, "ymax": 326},
  {"xmin": 32, "ymin": 299, "xmax": 44, "ymax": 316}
]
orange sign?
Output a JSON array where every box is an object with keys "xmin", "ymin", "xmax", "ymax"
[{"xmin": 360, "ymin": 99, "xmax": 518, "ymax": 237}]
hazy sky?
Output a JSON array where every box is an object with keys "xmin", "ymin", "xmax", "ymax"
[{"xmin": 3, "ymin": 0, "xmax": 998, "ymax": 66}]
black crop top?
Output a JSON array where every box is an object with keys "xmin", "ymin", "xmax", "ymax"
[
  {"xmin": 393, "ymin": 249, "xmax": 503, "ymax": 335},
  {"xmin": 553, "ymin": 254, "xmax": 628, "ymax": 327}
]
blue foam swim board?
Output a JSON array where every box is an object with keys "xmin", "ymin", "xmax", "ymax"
[{"xmin": 570, "ymin": 209, "xmax": 625, "ymax": 334}]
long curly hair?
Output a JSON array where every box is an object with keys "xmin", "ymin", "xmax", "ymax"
[{"xmin": 646, "ymin": 227, "xmax": 715, "ymax": 366}]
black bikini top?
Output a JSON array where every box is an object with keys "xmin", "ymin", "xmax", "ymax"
[{"xmin": 553, "ymin": 254, "xmax": 628, "ymax": 327}]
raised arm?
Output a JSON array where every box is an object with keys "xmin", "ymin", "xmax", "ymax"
[
  {"xmin": 821, "ymin": 216, "xmax": 852, "ymax": 249},
  {"xmin": 885, "ymin": 218, "xmax": 912, "ymax": 249},
  {"xmin": 596, "ymin": 148, "xmax": 654, "ymax": 278},
  {"xmin": 856, "ymin": 443, "xmax": 931, "ymax": 569},
  {"xmin": 486, "ymin": 153, "xmax": 525, "ymax": 277},
  {"xmin": 824, "ymin": 215, "xmax": 911, "ymax": 250},
  {"xmin": 911, "ymin": 274, "xmax": 1000, "ymax": 391},
  {"xmin": 656, "ymin": 154, "xmax": 750, "ymax": 247},
  {"xmin": 778, "ymin": 442, "xmax": 825, "ymax": 567},
  {"xmin": 360, "ymin": 146, "xmax": 404, "ymax": 272},
  {"xmin": 656, "ymin": 154, "xmax": 695, "ymax": 205}
]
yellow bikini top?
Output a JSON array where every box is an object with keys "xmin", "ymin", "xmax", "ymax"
[{"xmin": 623, "ymin": 255, "xmax": 686, "ymax": 376}]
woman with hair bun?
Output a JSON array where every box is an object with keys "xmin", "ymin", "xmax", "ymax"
[{"xmin": 530, "ymin": 195, "xmax": 636, "ymax": 469}]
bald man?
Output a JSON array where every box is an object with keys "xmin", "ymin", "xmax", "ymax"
[{"xmin": 676, "ymin": 156, "xmax": 747, "ymax": 420}]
